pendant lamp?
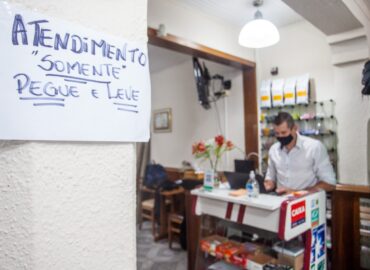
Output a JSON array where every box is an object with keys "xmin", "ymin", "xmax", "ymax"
[{"xmin": 238, "ymin": 0, "xmax": 280, "ymax": 48}]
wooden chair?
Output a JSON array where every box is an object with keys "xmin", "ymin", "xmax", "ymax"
[
  {"xmin": 168, "ymin": 212, "xmax": 184, "ymax": 249},
  {"xmin": 140, "ymin": 197, "xmax": 156, "ymax": 236},
  {"xmin": 138, "ymin": 164, "xmax": 185, "ymax": 241},
  {"xmin": 139, "ymin": 185, "xmax": 172, "ymax": 239},
  {"xmin": 139, "ymin": 186, "xmax": 157, "ymax": 236},
  {"xmin": 162, "ymin": 187, "xmax": 185, "ymax": 248}
]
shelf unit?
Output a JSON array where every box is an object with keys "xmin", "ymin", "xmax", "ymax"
[
  {"xmin": 359, "ymin": 197, "xmax": 370, "ymax": 269},
  {"xmin": 191, "ymin": 188, "xmax": 328, "ymax": 270},
  {"xmin": 185, "ymin": 184, "xmax": 370, "ymax": 270}
]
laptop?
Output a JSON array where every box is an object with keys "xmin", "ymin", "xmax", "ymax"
[{"xmin": 224, "ymin": 171, "xmax": 267, "ymax": 193}]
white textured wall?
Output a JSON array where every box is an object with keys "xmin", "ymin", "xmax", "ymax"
[
  {"xmin": 0, "ymin": 0, "xmax": 147, "ymax": 269},
  {"xmin": 257, "ymin": 21, "xmax": 335, "ymax": 101},
  {"xmin": 151, "ymin": 59, "xmax": 245, "ymax": 171},
  {"xmin": 148, "ymin": 0, "xmax": 255, "ymax": 61},
  {"xmin": 334, "ymin": 62, "xmax": 370, "ymax": 185},
  {"xmin": 257, "ymin": 21, "xmax": 370, "ymax": 185}
]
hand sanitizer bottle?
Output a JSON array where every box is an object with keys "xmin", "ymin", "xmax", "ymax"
[{"xmin": 246, "ymin": 171, "xmax": 260, "ymax": 198}]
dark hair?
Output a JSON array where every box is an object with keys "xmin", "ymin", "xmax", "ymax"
[{"xmin": 273, "ymin": 112, "xmax": 295, "ymax": 128}]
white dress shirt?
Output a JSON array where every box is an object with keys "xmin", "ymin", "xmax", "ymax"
[{"xmin": 265, "ymin": 133, "xmax": 336, "ymax": 190}]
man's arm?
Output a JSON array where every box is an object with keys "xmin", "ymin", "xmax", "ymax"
[
  {"xmin": 264, "ymin": 149, "xmax": 277, "ymax": 192},
  {"xmin": 313, "ymin": 142, "xmax": 337, "ymax": 190},
  {"xmin": 273, "ymin": 181, "xmax": 335, "ymax": 195},
  {"xmin": 307, "ymin": 181, "xmax": 335, "ymax": 192}
]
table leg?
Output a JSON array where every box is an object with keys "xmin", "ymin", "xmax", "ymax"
[{"xmin": 155, "ymin": 194, "xmax": 169, "ymax": 241}]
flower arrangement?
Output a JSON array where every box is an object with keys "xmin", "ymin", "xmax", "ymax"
[{"xmin": 192, "ymin": 135, "xmax": 234, "ymax": 171}]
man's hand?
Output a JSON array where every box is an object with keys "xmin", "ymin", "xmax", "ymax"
[{"xmin": 264, "ymin": 180, "xmax": 276, "ymax": 192}]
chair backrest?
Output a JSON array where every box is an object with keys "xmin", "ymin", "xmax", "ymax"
[{"xmin": 143, "ymin": 163, "xmax": 168, "ymax": 189}]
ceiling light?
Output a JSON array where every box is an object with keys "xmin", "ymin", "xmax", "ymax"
[{"xmin": 238, "ymin": 0, "xmax": 280, "ymax": 48}]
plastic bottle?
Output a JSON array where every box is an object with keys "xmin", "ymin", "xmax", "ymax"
[{"xmin": 246, "ymin": 171, "xmax": 260, "ymax": 198}]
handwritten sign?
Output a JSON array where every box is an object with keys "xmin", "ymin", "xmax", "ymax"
[{"xmin": 0, "ymin": 2, "xmax": 151, "ymax": 142}]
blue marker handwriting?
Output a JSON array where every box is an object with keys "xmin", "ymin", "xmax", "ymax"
[
  {"xmin": 13, "ymin": 72, "xmax": 140, "ymax": 111},
  {"xmin": 11, "ymin": 14, "xmax": 147, "ymax": 67},
  {"xmin": 37, "ymin": 54, "xmax": 123, "ymax": 79}
]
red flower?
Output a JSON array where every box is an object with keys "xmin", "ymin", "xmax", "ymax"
[
  {"xmin": 226, "ymin": 140, "xmax": 234, "ymax": 150},
  {"xmin": 215, "ymin": 135, "xmax": 224, "ymax": 146},
  {"xmin": 196, "ymin": 142, "xmax": 206, "ymax": 153},
  {"xmin": 192, "ymin": 136, "xmax": 235, "ymax": 170}
]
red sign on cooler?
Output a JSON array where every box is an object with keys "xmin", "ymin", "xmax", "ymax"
[{"xmin": 291, "ymin": 200, "xmax": 306, "ymax": 228}]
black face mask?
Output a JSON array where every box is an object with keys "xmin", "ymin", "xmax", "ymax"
[{"xmin": 277, "ymin": 134, "xmax": 293, "ymax": 147}]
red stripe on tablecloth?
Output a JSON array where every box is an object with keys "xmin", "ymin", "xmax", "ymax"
[
  {"xmin": 237, "ymin": 205, "xmax": 246, "ymax": 223},
  {"xmin": 303, "ymin": 230, "xmax": 312, "ymax": 270},
  {"xmin": 225, "ymin": 202, "xmax": 234, "ymax": 219},
  {"xmin": 278, "ymin": 199, "xmax": 289, "ymax": 240}
]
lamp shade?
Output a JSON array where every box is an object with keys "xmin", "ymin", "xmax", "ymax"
[{"xmin": 238, "ymin": 18, "xmax": 280, "ymax": 48}]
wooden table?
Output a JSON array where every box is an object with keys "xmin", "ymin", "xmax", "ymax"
[
  {"xmin": 331, "ymin": 184, "xmax": 370, "ymax": 270},
  {"xmin": 182, "ymin": 178, "xmax": 203, "ymax": 270}
]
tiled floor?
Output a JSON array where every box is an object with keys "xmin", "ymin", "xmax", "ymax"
[{"xmin": 137, "ymin": 222, "xmax": 187, "ymax": 270}]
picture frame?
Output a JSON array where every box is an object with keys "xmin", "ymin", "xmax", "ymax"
[{"xmin": 153, "ymin": 108, "xmax": 172, "ymax": 133}]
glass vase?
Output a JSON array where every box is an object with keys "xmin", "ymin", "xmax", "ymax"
[
  {"xmin": 213, "ymin": 168, "xmax": 220, "ymax": 188},
  {"xmin": 203, "ymin": 168, "xmax": 220, "ymax": 191}
]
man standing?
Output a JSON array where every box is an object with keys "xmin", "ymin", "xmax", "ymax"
[{"xmin": 264, "ymin": 112, "xmax": 336, "ymax": 194}]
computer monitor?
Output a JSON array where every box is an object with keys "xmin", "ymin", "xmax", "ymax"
[{"xmin": 234, "ymin": 159, "xmax": 254, "ymax": 174}]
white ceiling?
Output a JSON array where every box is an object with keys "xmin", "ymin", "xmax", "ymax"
[
  {"xmin": 282, "ymin": 0, "xmax": 363, "ymax": 35},
  {"xmin": 149, "ymin": 0, "xmax": 364, "ymax": 73},
  {"xmin": 174, "ymin": 0, "xmax": 303, "ymax": 28},
  {"xmin": 149, "ymin": 0, "xmax": 303, "ymax": 73}
]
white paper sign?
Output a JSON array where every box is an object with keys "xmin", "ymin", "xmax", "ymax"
[{"xmin": 0, "ymin": 2, "xmax": 151, "ymax": 142}]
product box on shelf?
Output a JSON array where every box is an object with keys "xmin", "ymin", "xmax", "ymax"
[
  {"xmin": 273, "ymin": 240, "xmax": 304, "ymax": 269},
  {"xmin": 200, "ymin": 235, "xmax": 228, "ymax": 256},
  {"xmin": 263, "ymin": 264, "xmax": 293, "ymax": 270},
  {"xmin": 208, "ymin": 261, "xmax": 241, "ymax": 270},
  {"xmin": 215, "ymin": 241, "xmax": 242, "ymax": 262},
  {"xmin": 247, "ymin": 253, "xmax": 277, "ymax": 270},
  {"xmin": 230, "ymin": 249, "xmax": 249, "ymax": 268},
  {"xmin": 276, "ymin": 253, "xmax": 303, "ymax": 270},
  {"xmin": 230, "ymin": 241, "xmax": 262, "ymax": 266}
]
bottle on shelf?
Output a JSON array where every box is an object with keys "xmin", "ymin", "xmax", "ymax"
[
  {"xmin": 315, "ymin": 118, "xmax": 323, "ymax": 135},
  {"xmin": 246, "ymin": 171, "xmax": 259, "ymax": 198}
]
